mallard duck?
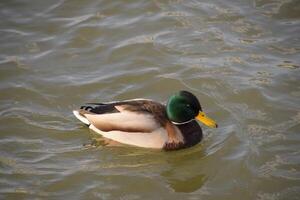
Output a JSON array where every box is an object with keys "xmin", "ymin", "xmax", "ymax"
[{"xmin": 73, "ymin": 90, "xmax": 217, "ymax": 150}]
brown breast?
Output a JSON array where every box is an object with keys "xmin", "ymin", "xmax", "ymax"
[{"xmin": 176, "ymin": 121, "xmax": 203, "ymax": 148}]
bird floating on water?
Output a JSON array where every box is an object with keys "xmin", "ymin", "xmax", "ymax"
[{"xmin": 73, "ymin": 90, "xmax": 217, "ymax": 150}]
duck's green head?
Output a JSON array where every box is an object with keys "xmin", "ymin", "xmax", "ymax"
[{"xmin": 166, "ymin": 91, "xmax": 218, "ymax": 128}]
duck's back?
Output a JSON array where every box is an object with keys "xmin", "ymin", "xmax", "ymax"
[{"xmin": 73, "ymin": 99, "xmax": 170, "ymax": 148}]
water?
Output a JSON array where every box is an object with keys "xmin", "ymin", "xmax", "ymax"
[{"xmin": 1, "ymin": 0, "xmax": 300, "ymax": 199}]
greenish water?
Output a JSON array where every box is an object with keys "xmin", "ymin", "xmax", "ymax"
[{"xmin": 1, "ymin": 0, "xmax": 300, "ymax": 199}]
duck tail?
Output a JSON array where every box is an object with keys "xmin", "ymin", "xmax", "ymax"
[{"xmin": 73, "ymin": 110, "xmax": 90, "ymax": 125}]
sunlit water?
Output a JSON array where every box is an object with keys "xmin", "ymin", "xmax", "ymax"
[{"xmin": 0, "ymin": 0, "xmax": 300, "ymax": 199}]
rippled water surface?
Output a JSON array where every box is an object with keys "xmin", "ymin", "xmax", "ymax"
[{"xmin": 1, "ymin": 0, "xmax": 300, "ymax": 199}]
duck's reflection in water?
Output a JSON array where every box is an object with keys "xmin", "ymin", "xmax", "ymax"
[{"xmin": 161, "ymin": 147, "xmax": 208, "ymax": 193}]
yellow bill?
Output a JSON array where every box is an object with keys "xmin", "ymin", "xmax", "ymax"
[{"xmin": 196, "ymin": 111, "xmax": 218, "ymax": 128}]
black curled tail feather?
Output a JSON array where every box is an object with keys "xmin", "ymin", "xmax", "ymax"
[
  {"xmin": 80, "ymin": 103, "xmax": 119, "ymax": 114},
  {"xmin": 80, "ymin": 106, "xmax": 94, "ymax": 111}
]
